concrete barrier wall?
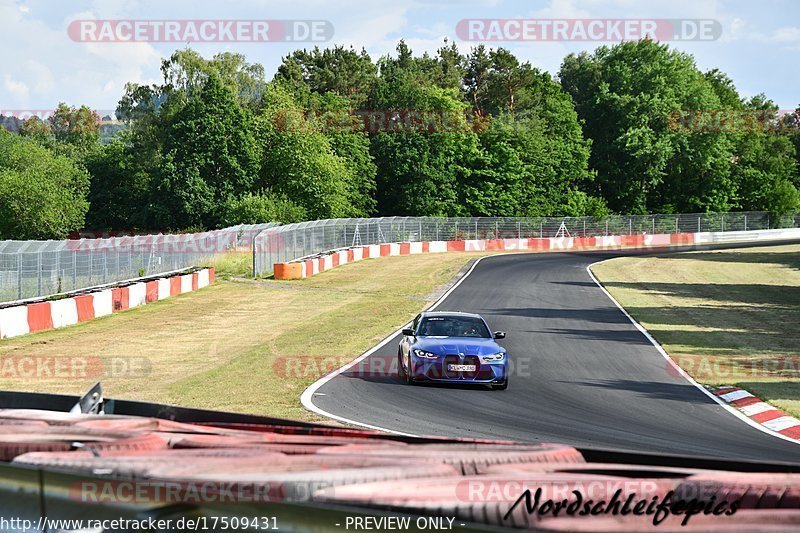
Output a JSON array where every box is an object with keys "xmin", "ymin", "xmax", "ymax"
[
  {"xmin": 0, "ymin": 268, "xmax": 215, "ymax": 340},
  {"xmin": 271, "ymin": 227, "xmax": 800, "ymax": 281}
]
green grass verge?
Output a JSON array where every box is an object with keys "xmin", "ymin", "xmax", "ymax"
[
  {"xmin": 203, "ymin": 251, "xmax": 254, "ymax": 278},
  {"xmin": 592, "ymin": 244, "xmax": 800, "ymax": 417},
  {"xmin": 0, "ymin": 252, "xmax": 489, "ymax": 421}
]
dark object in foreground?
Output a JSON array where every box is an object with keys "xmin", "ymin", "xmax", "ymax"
[{"xmin": 0, "ymin": 388, "xmax": 797, "ymax": 532}]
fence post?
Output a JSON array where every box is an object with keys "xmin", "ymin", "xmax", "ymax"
[
  {"xmin": 55, "ymin": 252, "xmax": 61, "ymax": 293},
  {"xmin": 605, "ymin": 219, "xmax": 608, "ymax": 236},
  {"xmin": 698, "ymin": 216, "xmax": 701, "ymax": 232},
  {"xmin": 17, "ymin": 255, "xmax": 22, "ymax": 300},
  {"xmin": 37, "ymin": 251, "xmax": 42, "ymax": 297},
  {"xmin": 629, "ymin": 218, "xmax": 632, "ymax": 235},
  {"xmin": 721, "ymin": 215, "xmax": 725, "ymax": 232},
  {"xmin": 436, "ymin": 219, "xmax": 439, "ymax": 241},
  {"xmin": 474, "ymin": 220, "xmax": 478, "ymax": 240},
  {"xmin": 583, "ymin": 219, "xmax": 586, "ymax": 237},
  {"xmin": 252, "ymin": 235, "xmax": 258, "ymax": 277},
  {"xmin": 517, "ymin": 221, "xmax": 521, "ymax": 239},
  {"xmin": 652, "ymin": 217, "xmax": 655, "ymax": 234},
  {"xmin": 495, "ymin": 220, "xmax": 499, "ymax": 239},
  {"xmin": 675, "ymin": 217, "xmax": 678, "ymax": 234},
  {"xmin": 72, "ymin": 252, "xmax": 77, "ymax": 290},
  {"xmin": 744, "ymin": 215, "xmax": 747, "ymax": 232}
]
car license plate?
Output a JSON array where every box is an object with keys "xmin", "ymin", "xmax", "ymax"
[{"xmin": 448, "ymin": 364, "xmax": 476, "ymax": 372}]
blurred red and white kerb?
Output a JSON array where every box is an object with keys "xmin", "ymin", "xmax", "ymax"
[
  {"xmin": 455, "ymin": 19, "xmax": 721, "ymax": 42},
  {"xmin": 67, "ymin": 20, "xmax": 333, "ymax": 43}
]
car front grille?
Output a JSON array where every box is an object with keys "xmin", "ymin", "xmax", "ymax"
[{"xmin": 442, "ymin": 354, "xmax": 481, "ymax": 380}]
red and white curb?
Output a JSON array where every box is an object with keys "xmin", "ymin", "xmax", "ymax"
[
  {"xmin": 275, "ymin": 233, "xmax": 689, "ymax": 279},
  {"xmin": 273, "ymin": 227, "xmax": 800, "ymax": 280},
  {"xmin": 713, "ymin": 386, "xmax": 800, "ymax": 441},
  {"xmin": 0, "ymin": 268, "xmax": 215, "ymax": 340}
]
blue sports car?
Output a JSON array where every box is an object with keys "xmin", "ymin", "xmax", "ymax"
[{"xmin": 398, "ymin": 311, "xmax": 508, "ymax": 390}]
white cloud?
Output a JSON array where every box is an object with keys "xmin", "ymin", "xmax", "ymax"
[
  {"xmin": 25, "ymin": 60, "xmax": 54, "ymax": 93},
  {"xmin": 773, "ymin": 26, "xmax": 800, "ymax": 43},
  {"xmin": 0, "ymin": 0, "xmax": 164, "ymax": 109},
  {"xmin": 4, "ymin": 75, "xmax": 30, "ymax": 99}
]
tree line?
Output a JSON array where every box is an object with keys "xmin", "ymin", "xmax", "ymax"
[{"xmin": 1, "ymin": 39, "xmax": 798, "ymax": 239}]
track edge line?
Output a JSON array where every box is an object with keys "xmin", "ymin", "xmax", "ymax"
[
  {"xmin": 586, "ymin": 259, "xmax": 800, "ymax": 447},
  {"xmin": 300, "ymin": 255, "xmax": 493, "ymax": 435}
]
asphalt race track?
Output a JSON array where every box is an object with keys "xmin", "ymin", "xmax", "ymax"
[{"xmin": 311, "ymin": 249, "xmax": 800, "ymax": 463}]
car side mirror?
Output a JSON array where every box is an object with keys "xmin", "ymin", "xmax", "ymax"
[
  {"xmin": 493, "ymin": 331, "xmax": 505, "ymax": 339},
  {"xmin": 402, "ymin": 328, "xmax": 415, "ymax": 336}
]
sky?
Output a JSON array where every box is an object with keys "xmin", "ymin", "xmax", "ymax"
[{"xmin": 1, "ymin": 0, "xmax": 798, "ymax": 114}]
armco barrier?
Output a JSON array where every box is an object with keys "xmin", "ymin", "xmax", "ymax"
[
  {"xmin": 0, "ymin": 268, "xmax": 214, "ymax": 340},
  {"xmin": 272, "ymin": 227, "xmax": 800, "ymax": 280}
]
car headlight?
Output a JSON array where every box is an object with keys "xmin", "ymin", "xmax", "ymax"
[
  {"xmin": 413, "ymin": 349, "xmax": 438, "ymax": 359},
  {"xmin": 481, "ymin": 352, "xmax": 506, "ymax": 362}
]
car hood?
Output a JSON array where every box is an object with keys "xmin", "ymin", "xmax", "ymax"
[{"xmin": 413, "ymin": 336, "xmax": 504, "ymax": 356}]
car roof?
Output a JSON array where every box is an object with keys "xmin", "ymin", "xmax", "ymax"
[{"xmin": 421, "ymin": 311, "xmax": 483, "ymax": 319}]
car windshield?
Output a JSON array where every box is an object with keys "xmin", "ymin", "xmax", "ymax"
[{"xmin": 417, "ymin": 316, "xmax": 491, "ymax": 338}]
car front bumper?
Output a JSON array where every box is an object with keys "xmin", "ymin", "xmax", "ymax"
[{"xmin": 410, "ymin": 356, "xmax": 507, "ymax": 383}]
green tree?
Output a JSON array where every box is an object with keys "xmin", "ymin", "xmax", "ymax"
[
  {"xmin": 219, "ymin": 191, "xmax": 307, "ymax": 225},
  {"xmin": 560, "ymin": 40, "xmax": 733, "ymax": 213},
  {"xmin": 703, "ymin": 73, "xmax": 800, "ymax": 215},
  {"xmin": 276, "ymin": 46, "xmax": 376, "ymax": 107},
  {"xmin": 370, "ymin": 44, "xmax": 477, "ymax": 216},
  {"xmin": 256, "ymin": 84, "xmax": 358, "ymax": 219},
  {"xmin": 0, "ymin": 131, "xmax": 89, "ymax": 239},
  {"xmin": 155, "ymin": 73, "xmax": 259, "ymax": 229},
  {"xmin": 84, "ymin": 137, "xmax": 152, "ymax": 229}
]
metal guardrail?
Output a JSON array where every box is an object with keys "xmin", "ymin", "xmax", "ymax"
[
  {"xmin": 0, "ymin": 223, "xmax": 279, "ymax": 304},
  {"xmin": 252, "ymin": 212, "xmax": 800, "ymax": 276}
]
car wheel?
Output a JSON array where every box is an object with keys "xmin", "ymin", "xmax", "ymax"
[
  {"xmin": 405, "ymin": 354, "xmax": 415, "ymax": 385},
  {"xmin": 493, "ymin": 380, "xmax": 508, "ymax": 391},
  {"xmin": 397, "ymin": 348, "xmax": 406, "ymax": 379}
]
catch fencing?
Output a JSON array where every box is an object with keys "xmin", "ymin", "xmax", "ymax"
[
  {"xmin": 3, "ymin": 212, "xmax": 797, "ymax": 302},
  {"xmin": 253, "ymin": 212, "xmax": 800, "ymax": 276},
  {"xmin": 0, "ymin": 223, "xmax": 278, "ymax": 304}
]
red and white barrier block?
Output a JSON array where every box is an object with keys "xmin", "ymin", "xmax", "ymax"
[
  {"xmin": 714, "ymin": 386, "xmax": 800, "ymax": 441},
  {"xmin": 273, "ymin": 233, "xmax": 696, "ymax": 280},
  {"xmin": 0, "ymin": 268, "xmax": 215, "ymax": 340}
]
